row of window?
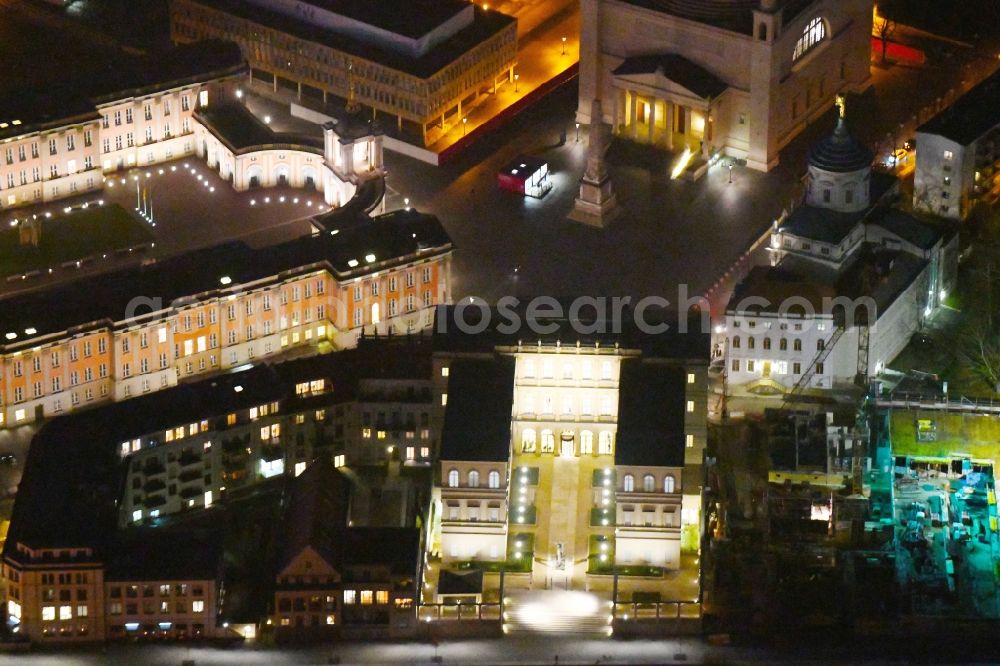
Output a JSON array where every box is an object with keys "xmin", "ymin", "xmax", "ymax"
[
  {"xmin": 521, "ymin": 429, "xmax": 614, "ymax": 455},
  {"xmin": 731, "ymin": 359, "xmax": 825, "ymax": 376},
  {"xmin": 521, "ymin": 357, "xmax": 615, "ymax": 381},
  {"xmin": 518, "ymin": 392, "xmax": 615, "ymax": 417},
  {"xmin": 730, "ymin": 335, "xmax": 825, "ymax": 351},
  {"xmin": 446, "ymin": 469, "xmax": 502, "ymax": 489},
  {"xmin": 621, "ymin": 474, "xmax": 676, "ymax": 493},
  {"xmin": 352, "ymin": 268, "xmax": 432, "ymax": 299}
]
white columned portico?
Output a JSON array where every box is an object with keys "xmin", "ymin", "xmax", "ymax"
[
  {"xmin": 664, "ymin": 101, "xmax": 674, "ymax": 150},
  {"xmin": 647, "ymin": 98, "xmax": 656, "ymax": 144},
  {"xmin": 629, "ymin": 91, "xmax": 638, "ymax": 140}
]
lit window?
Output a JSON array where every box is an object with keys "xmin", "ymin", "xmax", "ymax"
[
  {"xmin": 792, "ymin": 17, "xmax": 826, "ymax": 62},
  {"xmin": 343, "ymin": 590, "xmax": 356, "ymax": 605},
  {"xmin": 686, "ymin": 434, "xmax": 694, "ymax": 448},
  {"xmin": 687, "ymin": 373, "xmax": 695, "ymax": 384},
  {"xmin": 360, "ymin": 590, "xmax": 373, "ymax": 605},
  {"xmin": 441, "ymin": 366, "xmax": 449, "ymax": 377},
  {"xmin": 598, "ymin": 431, "xmax": 613, "ymax": 455},
  {"xmin": 687, "ymin": 400, "xmax": 695, "ymax": 413},
  {"xmin": 334, "ymin": 454, "xmax": 345, "ymax": 468},
  {"xmin": 447, "ymin": 469, "xmax": 459, "ymax": 487},
  {"xmin": 375, "ymin": 590, "xmax": 389, "ymax": 605},
  {"xmin": 943, "ymin": 150, "xmax": 954, "ymax": 161},
  {"xmin": 42, "ymin": 606, "xmax": 55, "ymax": 621},
  {"xmin": 441, "ymin": 393, "xmax": 448, "ymax": 406},
  {"xmin": 59, "ymin": 605, "xmax": 72, "ymax": 620},
  {"xmin": 192, "ymin": 600, "xmax": 204, "ymax": 613}
]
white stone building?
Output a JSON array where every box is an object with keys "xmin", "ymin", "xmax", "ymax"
[
  {"xmin": 724, "ymin": 113, "xmax": 958, "ymax": 394},
  {"xmin": 578, "ymin": 0, "xmax": 872, "ymax": 170},
  {"xmin": 914, "ymin": 68, "xmax": 1000, "ymax": 220},
  {"xmin": 0, "ymin": 41, "xmax": 245, "ymax": 211}
]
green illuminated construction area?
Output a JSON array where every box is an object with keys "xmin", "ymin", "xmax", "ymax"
[
  {"xmin": 889, "ymin": 409, "xmax": 1000, "ymax": 618},
  {"xmin": 0, "ymin": 203, "xmax": 153, "ymax": 277},
  {"xmin": 890, "ymin": 410, "xmax": 1000, "ymax": 461}
]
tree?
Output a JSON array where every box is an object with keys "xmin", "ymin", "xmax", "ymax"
[
  {"xmin": 874, "ymin": 7, "xmax": 897, "ymax": 65},
  {"xmin": 956, "ymin": 317, "xmax": 1000, "ymax": 394}
]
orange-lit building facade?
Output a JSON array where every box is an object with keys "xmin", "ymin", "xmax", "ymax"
[{"xmin": 0, "ymin": 211, "xmax": 452, "ymax": 428}]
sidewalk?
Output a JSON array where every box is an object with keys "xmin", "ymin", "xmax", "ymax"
[{"xmin": 426, "ymin": 7, "xmax": 580, "ymax": 156}]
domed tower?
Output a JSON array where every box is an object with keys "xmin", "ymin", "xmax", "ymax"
[{"xmin": 805, "ymin": 96, "xmax": 874, "ymax": 213}]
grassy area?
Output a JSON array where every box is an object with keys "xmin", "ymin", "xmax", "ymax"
[
  {"xmin": 890, "ymin": 410, "xmax": 1000, "ymax": 460},
  {"xmin": 0, "ymin": 203, "xmax": 152, "ymax": 277}
]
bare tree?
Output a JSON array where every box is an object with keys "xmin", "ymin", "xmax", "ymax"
[
  {"xmin": 957, "ymin": 317, "xmax": 1000, "ymax": 394},
  {"xmin": 874, "ymin": 11, "xmax": 897, "ymax": 65}
]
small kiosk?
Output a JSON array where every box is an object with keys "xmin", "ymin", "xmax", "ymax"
[{"xmin": 497, "ymin": 155, "xmax": 551, "ymax": 198}]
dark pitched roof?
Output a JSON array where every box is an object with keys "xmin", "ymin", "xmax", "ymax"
[
  {"xmin": 727, "ymin": 245, "xmax": 929, "ymax": 323},
  {"xmin": 280, "ymin": 458, "xmax": 350, "ymax": 570},
  {"xmin": 440, "ymin": 357, "xmax": 515, "ymax": 462},
  {"xmin": 613, "ymin": 54, "xmax": 728, "ymax": 100},
  {"xmin": 343, "ymin": 528, "xmax": 420, "ymax": 574},
  {"xmin": 0, "ymin": 40, "xmax": 245, "ymax": 142},
  {"xmin": 0, "ymin": 208, "xmax": 451, "ymax": 344},
  {"xmin": 614, "ymin": 360, "xmax": 686, "ymax": 467},
  {"xmin": 279, "ymin": 460, "xmax": 420, "ymax": 574},
  {"xmin": 432, "ymin": 304, "xmax": 710, "ymax": 361},
  {"xmin": 808, "ymin": 118, "xmax": 874, "ymax": 174},
  {"xmin": 918, "ymin": 67, "xmax": 1000, "ymax": 146},
  {"xmin": 106, "ymin": 529, "xmax": 222, "ymax": 582},
  {"xmin": 872, "ymin": 209, "xmax": 943, "ymax": 251},
  {"xmin": 188, "ymin": 0, "xmax": 515, "ymax": 79}
]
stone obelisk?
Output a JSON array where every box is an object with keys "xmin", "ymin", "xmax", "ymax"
[{"xmin": 569, "ymin": 99, "xmax": 620, "ymax": 227}]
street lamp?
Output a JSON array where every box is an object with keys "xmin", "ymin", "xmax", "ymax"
[
  {"xmin": 514, "ymin": 74, "xmax": 519, "ymax": 93},
  {"xmin": 728, "ymin": 164, "xmax": 733, "ymax": 184},
  {"xmin": 575, "ymin": 122, "xmax": 580, "ymax": 142},
  {"xmin": 462, "ymin": 117, "xmax": 468, "ymax": 136},
  {"xmin": 404, "ymin": 197, "xmax": 410, "ymax": 211},
  {"xmin": 562, "ymin": 37, "xmax": 567, "ymax": 55}
]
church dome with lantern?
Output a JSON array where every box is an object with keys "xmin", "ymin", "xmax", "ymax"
[{"xmin": 805, "ymin": 97, "xmax": 874, "ymax": 213}]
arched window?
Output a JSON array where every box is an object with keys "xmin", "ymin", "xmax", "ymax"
[
  {"xmin": 779, "ymin": 338, "xmax": 788, "ymax": 351},
  {"xmin": 447, "ymin": 469, "xmax": 459, "ymax": 488},
  {"xmin": 488, "ymin": 470, "xmax": 500, "ymax": 489},
  {"xmin": 468, "ymin": 470, "xmax": 480, "ymax": 488},
  {"xmin": 579, "ymin": 430, "xmax": 594, "ymax": 455},
  {"xmin": 643, "ymin": 474, "xmax": 655, "ymax": 492},
  {"xmin": 793, "ymin": 339, "xmax": 802, "ymax": 351},
  {"xmin": 623, "ymin": 474, "xmax": 634, "ymax": 492},
  {"xmin": 540, "ymin": 429, "xmax": 555, "ymax": 452},
  {"xmin": 763, "ymin": 337, "xmax": 771, "ymax": 350},
  {"xmin": 522, "ymin": 429, "xmax": 536, "ymax": 453},
  {"xmin": 370, "ymin": 302, "xmax": 380, "ymax": 325},
  {"xmin": 664, "ymin": 475, "xmax": 675, "ymax": 493},
  {"xmin": 598, "ymin": 431, "xmax": 613, "ymax": 455},
  {"xmin": 748, "ymin": 336, "xmax": 755, "ymax": 350},
  {"xmin": 793, "ymin": 17, "xmax": 826, "ymax": 62},
  {"xmin": 817, "ymin": 339, "xmax": 825, "ymax": 351},
  {"xmin": 732, "ymin": 336, "xmax": 741, "ymax": 349}
]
